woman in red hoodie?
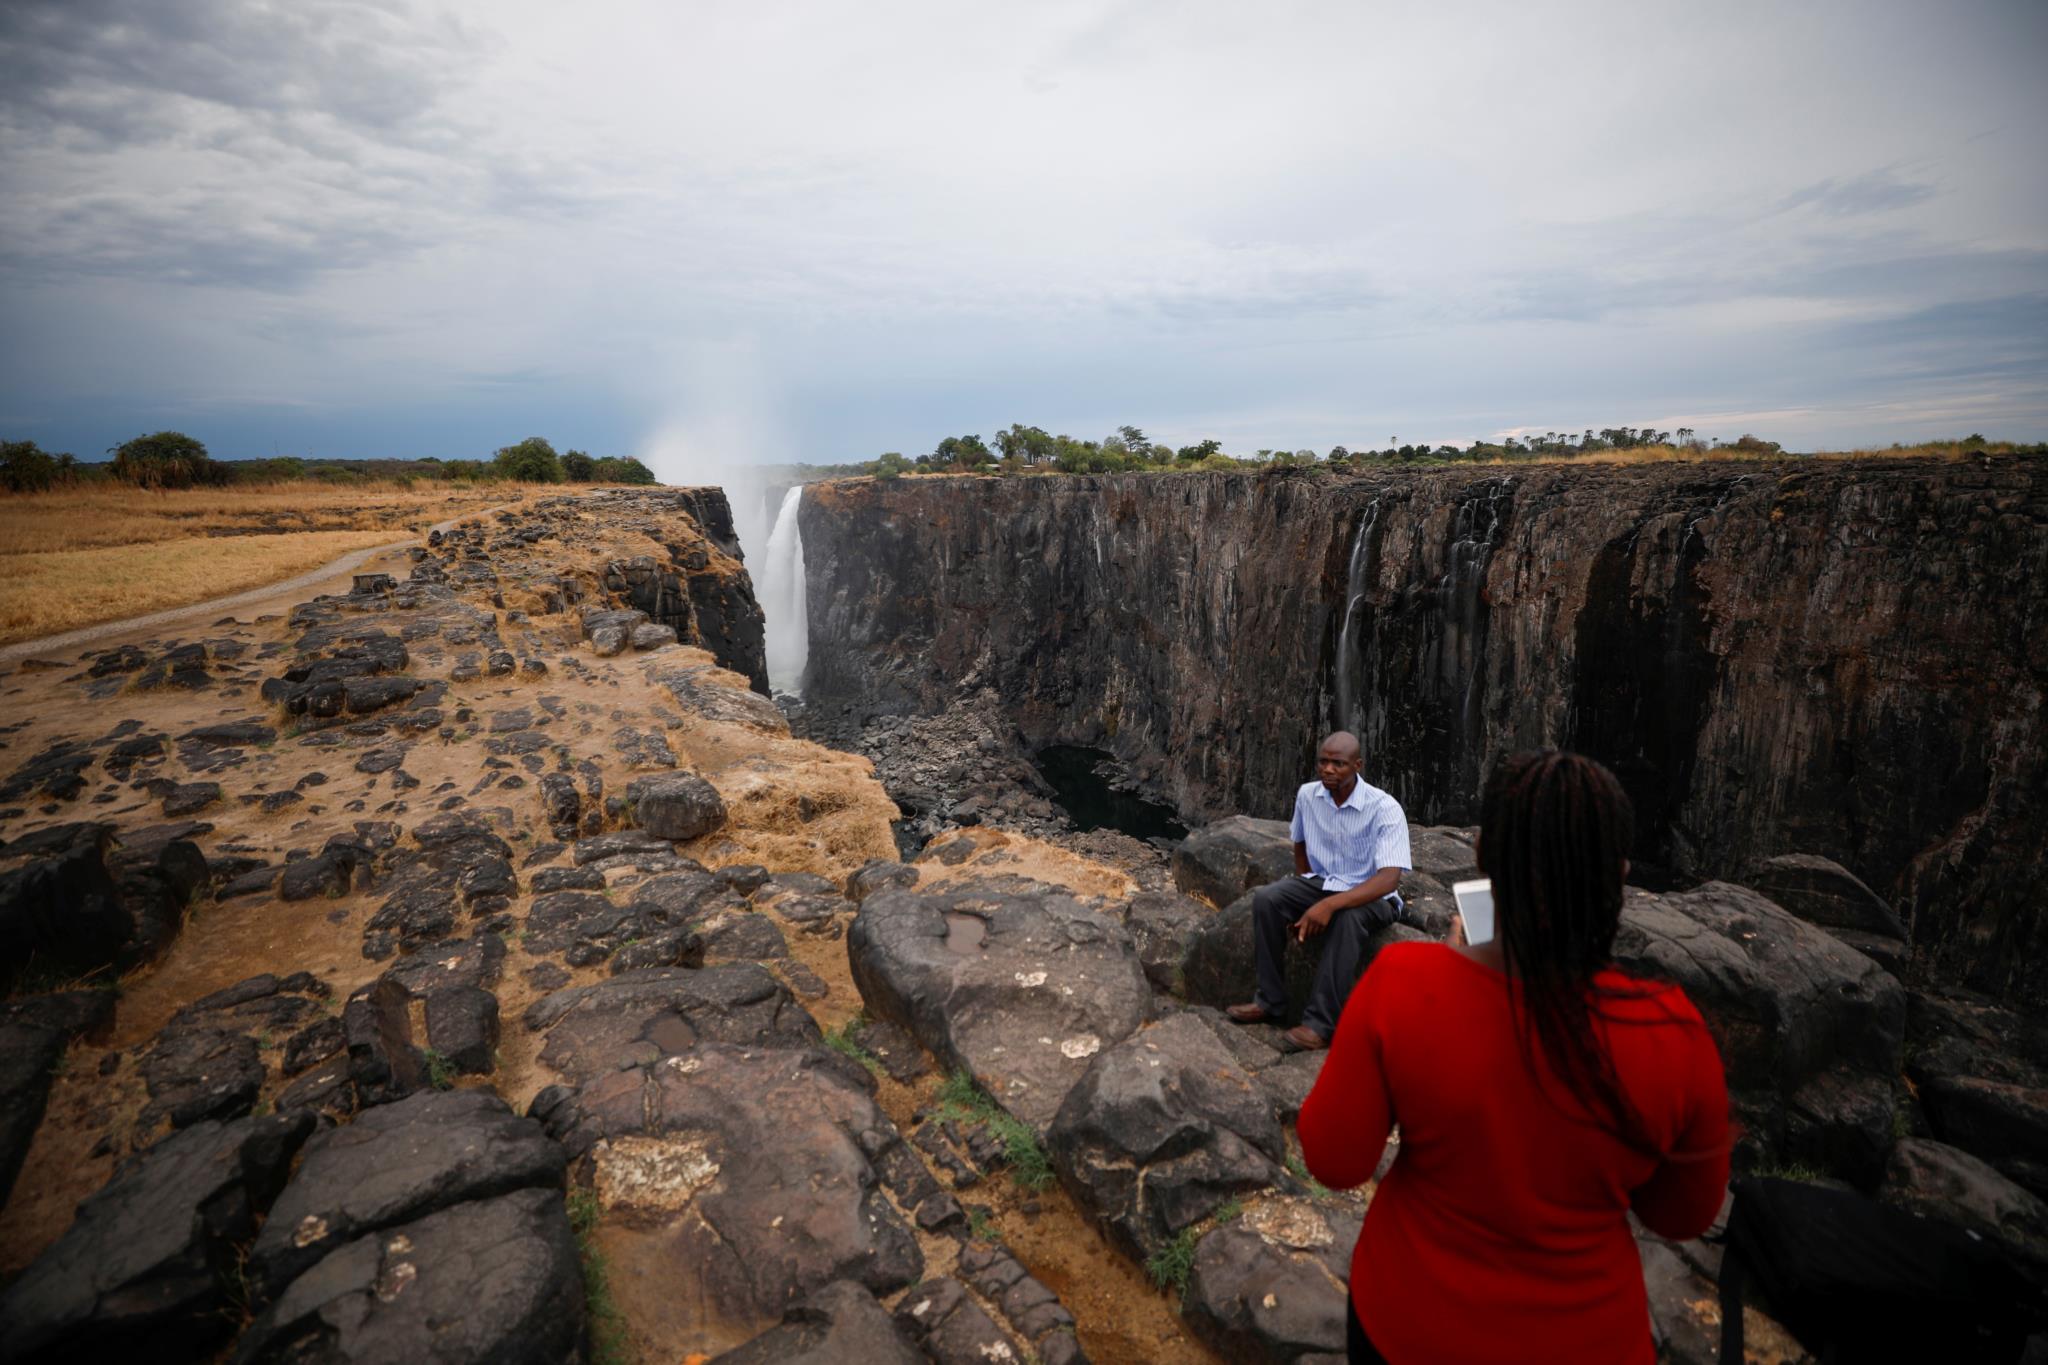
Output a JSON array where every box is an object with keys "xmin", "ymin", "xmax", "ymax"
[{"xmin": 1298, "ymin": 749, "xmax": 1731, "ymax": 1364}]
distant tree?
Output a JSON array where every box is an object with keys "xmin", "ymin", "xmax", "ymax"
[
  {"xmin": 494, "ymin": 437, "xmax": 564, "ymax": 483},
  {"xmin": 1327, "ymin": 445, "xmax": 1350, "ymax": 463},
  {"xmin": 109, "ymin": 431, "xmax": 228, "ymax": 489},
  {"xmin": 441, "ymin": 458, "xmax": 490, "ymax": 481},
  {"xmin": 1, "ymin": 439, "xmax": 62, "ymax": 493},
  {"xmin": 1175, "ymin": 439, "xmax": 1222, "ymax": 463},
  {"xmin": 870, "ymin": 451, "xmax": 910, "ymax": 481},
  {"xmin": 994, "ymin": 424, "xmax": 1055, "ymax": 464},
  {"xmin": 1728, "ymin": 434, "xmax": 1781, "ymax": 455},
  {"xmin": 561, "ymin": 449, "xmax": 596, "ymax": 481},
  {"xmin": 591, "ymin": 455, "xmax": 656, "ymax": 485},
  {"xmin": 932, "ymin": 434, "xmax": 993, "ymax": 468},
  {"xmin": 1116, "ymin": 425, "xmax": 1148, "ymax": 451}
]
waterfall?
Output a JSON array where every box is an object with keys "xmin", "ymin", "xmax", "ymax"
[
  {"xmin": 1332, "ymin": 500, "xmax": 1380, "ymax": 738},
  {"xmin": 760, "ymin": 485, "xmax": 808, "ymax": 695}
]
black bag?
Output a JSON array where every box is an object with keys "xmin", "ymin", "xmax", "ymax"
[{"xmin": 1716, "ymin": 1176, "xmax": 2043, "ymax": 1364}]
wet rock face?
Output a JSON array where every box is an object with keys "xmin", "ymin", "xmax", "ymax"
[
  {"xmin": 848, "ymin": 878, "xmax": 1153, "ymax": 1130},
  {"xmin": 800, "ymin": 460, "xmax": 2048, "ymax": 1004}
]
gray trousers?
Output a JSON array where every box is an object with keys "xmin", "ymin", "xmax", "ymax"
[{"xmin": 1251, "ymin": 875, "xmax": 1402, "ymax": 1037}]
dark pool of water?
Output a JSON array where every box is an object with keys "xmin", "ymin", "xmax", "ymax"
[{"xmin": 1032, "ymin": 745, "xmax": 1188, "ymax": 843}]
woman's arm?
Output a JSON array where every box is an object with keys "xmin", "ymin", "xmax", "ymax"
[
  {"xmin": 1630, "ymin": 1029, "xmax": 1733, "ymax": 1240},
  {"xmin": 1297, "ymin": 955, "xmax": 1396, "ymax": 1190}
]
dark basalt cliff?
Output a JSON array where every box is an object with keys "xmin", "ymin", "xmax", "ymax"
[{"xmin": 799, "ymin": 458, "xmax": 2048, "ymax": 1003}]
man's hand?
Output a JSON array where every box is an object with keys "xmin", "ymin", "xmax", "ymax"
[{"xmin": 1294, "ymin": 899, "xmax": 1341, "ymax": 943}]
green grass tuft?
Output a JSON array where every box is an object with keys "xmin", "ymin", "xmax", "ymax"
[
  {"xmin": 823, "ymin": 1014, "xmax": 883, "ymax": 1076},
  {"xmin": 934, "ymin": 1070, "xmax": 1054, "ymax": 1191},
  {"xmin": 567, "ymin": 1188, "xmax": 632, "ymax": 1365},
  {"xmin": 1286, "ymin": 1150, "xmax": 1332, "ymax": 1202},
  {"xmin": 1145, "ymin": 1227, "xmax": 1200, "ymax": 1301},
  {"xmin": 422, "ymin": 1047, "xmax": 456, "ymax": 1091}
]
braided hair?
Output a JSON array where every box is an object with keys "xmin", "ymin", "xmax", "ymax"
[{"xmin": 1478, "ymin": 749, "xmax": 1662, "ymax": 1153}]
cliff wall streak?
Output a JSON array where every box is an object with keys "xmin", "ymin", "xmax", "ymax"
[{"xmin": 800, "ymin": 459, "xmax": 2048, "ymax": 1002}]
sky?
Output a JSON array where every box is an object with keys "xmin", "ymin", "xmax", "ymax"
[{"xmin": 2, "ymin": 0, "xmax": 2045, "ymax": 480}]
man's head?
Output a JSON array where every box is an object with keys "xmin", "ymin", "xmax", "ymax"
[{"xmin": 1315, "ymin": 731, "xmax": 1362, "ymax": 796}]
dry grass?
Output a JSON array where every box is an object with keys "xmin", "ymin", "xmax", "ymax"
[
  {"xmin": 0, "ymin": 481, "xmax": 538, "ymax": 557},
  {"xmin": 1479, "ymin": 440, "xmax": 2040, "ymax": 467},
  {"xmin": 0, "ymin": 530, "xmax": 407, "ymax": 644},
  {"xmin": 0, "ymin": 480, "xmax": 561, "ymax": 645}
]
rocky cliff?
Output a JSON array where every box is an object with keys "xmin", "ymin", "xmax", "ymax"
[{"xmin": 799, "ymin": 458, "xmax": 2048, "ymax": 1003}]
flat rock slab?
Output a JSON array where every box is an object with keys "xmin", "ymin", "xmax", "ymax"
[
  {"xmin": 1182, "ymin": 1199, "xmax": 1361, "ymax": 1364},
  {"xmin": 849, "ymin": 878, "xmax": 1152, "ymax": 1131},
  {"xmin": 0, "ymin": 1113, "xmax": 313, "ymax": 1364},
  {"xmin": 233, "ymin": 1187, "xmax": 584, "ymax": 1365},
  {"xmin": 525, "ymin": 963, "xmax": 820, "ymax": 1083},
  {"xmin": 1171, "ymin": 816, "xmax": 1296, "ymax": 910},
  {"xmin": 539, "ymin": 1042, "xmax": 923, "ymax": 1337},
  {"xmin": 251, "ymin": 1088, "xmax": 565, "ymax": 1297},
  {"xmin": 1050, "ymin": 1013, "xmax": 1284, "ymax": 1260}
]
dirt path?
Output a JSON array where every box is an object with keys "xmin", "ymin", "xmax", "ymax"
[{"xmin": 0, "ymin": 508, "xmax": 496, "ymax": 666}]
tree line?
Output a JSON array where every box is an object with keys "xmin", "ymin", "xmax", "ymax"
[
  {"xmin": 832, "ymin": 426, "xmax": 2041, "ymax": 480},
  {"xmin": 0, "ymin": 432, "xmax": 657, "ymax": 493}
]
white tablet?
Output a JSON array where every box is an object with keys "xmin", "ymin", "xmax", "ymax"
[{"xmin": 1452, "ymin": 878, "xmax": 1496, "ymax": 946}]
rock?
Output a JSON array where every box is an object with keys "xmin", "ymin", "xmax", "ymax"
[
  {"xmin": 250, "ymin": 1089, "xmax": 565, "ymax": 1297},
  {"xmin": 572, "ymin": 829, "xmax": 673, "ymax": 865},
  {"xmin": 589, "ymin": 625, "xmax": 628, "ymax": 657},
  {"xmin": 845, "ymin": 859, "xmax": 920, "ymax": 904},
  {"xmin": 629, "ymin": 621, "xmax": 677, "ymax": 650},
  {"xmin": 1612, "ymin": 881, "xmax": 1906, "ymax": 1184},
  {"xmin": 0, "ymin": 822, "xmax": 126, "ymax": 989},
  {"xmin": 278, "ymin": 839, "xmax": 367, "ymax": 901},
  {"xmin": 1181, "ymin": 1200, "xmax": 1360, "ymax": 1364},
  {"xmin": 0, "ymin": 991, "xmax": 115, "ymax": 1205},
  {"xmin": 891, "ymin": 1276, "xmax": 1027, "ymax": 1365},
  {"xmin": 1905, "ymin": 988, "xmax": 2048, "ymax": 1198},
  {"xmin": 140, "ymin": 1026, "xmax": 263, "ymax": 1130},
  {"xmin": 627, "ymin": 771, "xmax": 728, "ymax": 841},
  {"xmin": 1880, "ymin": 1137, "xmax": 2048, "ymax": 1279},
  {"xmin": 361, "ymin": 815, "xmax": 514, "ymax": 957},
  {"xmin": 1405, "ymin": 826, "xmax": 1479, "ymax": 881},
  {"xmin": 343, "ymin": 977, "xmax": 431, "ymax": 1106},
  {"xmin": 160, "ymin": 782, "xmax": 220, "ymax": 817},
  {"xmin": 1742, "ymin": 852, "xmax": 1908, "ymax": 941},
  {"xmin": 540, "ymin": 1041, "xmax": 922, "ymax": 1329},
  {"xmin": 1172, "ymin": 816, "xmax": 1296, "ymax": 909},
  {"xmin": 1049, "ymin": 1014, "xmax": 1283, "ymax": 1260},
  {"xmin": 0, "ymin": 1112, "xmax": 313, "ymax": 1363},
  {"xmin": 1120, "ymin": 889, "xmax": 1213, "ymax": 995},
  {"xmin": 232, "ymin": 1187, "xmax": 584, "ymax": 1365},
  {"xmin": 524, "ymin": 964, "xmax": 821, "ymax": 1082},
  {"xmin": 849, "ymin": 879, "xmax": 1152, "ymax": 1131},
  {"xmin": 714, "ymin": 1280, "xmax": 925, "ymax": 1364},
  {"xmin": 537, "ymin": 772, "xmax": 580, "ymax": 840}
]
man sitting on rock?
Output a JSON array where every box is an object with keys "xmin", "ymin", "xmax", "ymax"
[{"xmin": 1228, "ymin": 730, "xmax": 1411, "ymax": 1051}]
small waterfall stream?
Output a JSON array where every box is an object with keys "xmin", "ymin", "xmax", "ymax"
[
  {"xmin": 760, "ymin": 485, "xmax": 808, "ymax": 695},
  {"xmin": 1331, "ymin": 499, "xmax": 1381, "ymax": 738}
]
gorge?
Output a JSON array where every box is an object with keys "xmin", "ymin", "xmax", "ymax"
[{"xmin": 797, "ymin": 456, "xmax": 2048, "ymax": 1006}]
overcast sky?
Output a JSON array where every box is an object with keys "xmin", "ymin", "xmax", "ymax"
[{"xmin": 2, "ymin": 0, "xmax": 2044, "ymax": 476}]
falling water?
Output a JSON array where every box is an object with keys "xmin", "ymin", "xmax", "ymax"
[
  {"xmin": 760, "ymin": 485, "xmax": 808, "ymax": 695},
  {"xmin": 1332, "ymin": 500, "xmax": 1380, "ymax": 738}
]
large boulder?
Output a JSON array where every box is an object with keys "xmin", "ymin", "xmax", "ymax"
[
  {"xmin": 535, "ymin": 1042, "xmax": 923, "ymax": 1347},
  {"xmin": 848, "ymin": 879, "xmax": 1152, "ymax": 1131},
  {"xmin": 0, "ymin": 823, "xmax": 189, "ymax": 991},
  {"xmin": 1172, "ymin": 816, "xmax": 1295, "ymax": 909},
  {"xmin": 231, "ymin": 1187, "xmax": 584, "ymax": 1365},
  {"xmin": 1741, "ymin": 853, "xmax": 1909, "ymax": 971},
  {"xmin": 524, "ymin": 964, "xmax": 820, "ymax": 1083},
  {"xmin": 1880, "ymin": 1138, "xmax": 2048, "ymax": 1283},
  {"xmin": 1049, "ymin": 1013, "xmax": 1284, "ymax": 1260},
  {"xmin": 1181, "ymin": 1198, "xmax": 1360, "ymax": 1364},
  {"xmin": 1904, "ymin": 989, "xmax": 2048, "ymax": 1200},
  {"xmin": 250, "ymin": 1089, "xmax": 565, "ymax": 1297},
  {"xmin": 627, "ymin": 771, "xmax": 729, "ymax": 841},
  {"xmin": 0, "ymin": 1112, "xmax": 314, "ymax": 1364},
  {"xmin": 1612, "ymin": 882, "xmax": 1906, "ymax": 1186},
  {"xmin": 1120, "ymin": 890, "xmax": 1214, "ymax": 995}
]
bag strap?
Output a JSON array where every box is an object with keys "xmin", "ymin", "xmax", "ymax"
[{"xmin": 1718, "ymin": 1240, "xmax": 1747, "ymax": 1363}]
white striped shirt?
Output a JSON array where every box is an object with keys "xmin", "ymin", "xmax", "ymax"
[{"xmin": 1289, "ymin": 778, "xmax": 1411, "ymax": 893}]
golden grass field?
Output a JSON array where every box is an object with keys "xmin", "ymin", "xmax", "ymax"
[{"xmin": 0, "ymin": 481, "xmax": 548, "ymax": 645}]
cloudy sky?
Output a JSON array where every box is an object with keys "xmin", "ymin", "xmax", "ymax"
[{"xmin": 2, "ymin": 0, "xmax": 2044, "ymax": 476}]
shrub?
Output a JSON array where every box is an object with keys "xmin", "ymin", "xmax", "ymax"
[
  {"xmin": 109, "ymin": 431, "xmax": 230, "ymax": 489},
  {"xmin": 1, "ymin": 439, "xmax": 62, "ymax": 493},
  {"xmin": 562, "ymin": 449, "xmax": 596, "ymax": 481},
  {"xmin": 493, "ymin": 437, "xmax": 564, "ymax": 483},
  {"xmin": 591, "ymin": 456, "xmax": 656, "ymax": 486}
]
